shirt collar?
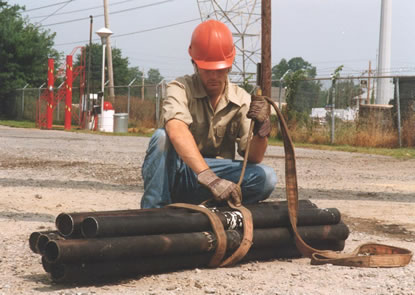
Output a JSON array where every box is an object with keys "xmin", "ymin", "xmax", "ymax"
[{"xmin": 192, "ymin": 73, "xmax": 242, "ymax": 107}]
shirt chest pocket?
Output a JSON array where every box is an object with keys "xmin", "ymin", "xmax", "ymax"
[
  {"xmin": 215, "ymin": 121, "xmax": 239, "ymax": 139},
  {"xmin": 190, "ymin": 122, "xmax": 210, "ymax": 139}
]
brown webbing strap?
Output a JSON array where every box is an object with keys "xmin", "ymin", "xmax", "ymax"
[
  {"xmin": 168, "ymin": 202, "xmax": 253, "ymax": 267},
  {"xmin": 219, "ymin": 201, "xmax": 253, "ymax": 267},
  {"xmin": 264, "ymin": 96, "xmax": 413, "ymax": 267},
  {"xmin": 168, "ymin": 203, "xmax": 227, "ymax": 267}
]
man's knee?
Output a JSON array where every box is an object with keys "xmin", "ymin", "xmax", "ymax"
[
  {"xmin": 260, "ymin": 165, "xmax": 278, "ymax": 197},
  {"xmin": 242, "ymin": 164, "xmax": 277, "ymax": 203},
  {"xmin": 148, "ymin": 128, "xmax": 170, "ymax": 153}
]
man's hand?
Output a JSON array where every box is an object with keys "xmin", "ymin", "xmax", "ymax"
[
  {"xmin": 247, "ymin": 95, "xmax": 271, "ymax": 137},
  {"xmin": 197, "ymin": 169, "xmax": 242, "ymax": 206}
]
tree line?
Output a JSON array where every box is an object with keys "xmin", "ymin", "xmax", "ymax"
[{"xmin": 0, "ymin": 1, "xmax": 362, "ymax": 118}]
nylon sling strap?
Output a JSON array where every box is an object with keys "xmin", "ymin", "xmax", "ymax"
[
  {"xmin": 168, "ymin": 203, "xmax": 227, "ymax": 267},
  {"xmin": 168, "ymin": 202, "xmax": 253, "ymax": 267},
  {"xmin": 263, "ymin": 96, "xmax": 413, "ymax": 268}
]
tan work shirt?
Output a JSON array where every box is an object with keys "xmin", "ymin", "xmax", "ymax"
[{"xmin": 162, "ymin": 73, "xmax": 251, "ymax": 159}]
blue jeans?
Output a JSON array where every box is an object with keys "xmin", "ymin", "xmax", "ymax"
[{"xmin": 141, "ymin": 129, "xmax": 278, "ymax": 208}]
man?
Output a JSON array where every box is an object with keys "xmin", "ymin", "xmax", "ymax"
[{"xmin": 141, "ymin": 19, "xmax": 277, "ymax": 209}]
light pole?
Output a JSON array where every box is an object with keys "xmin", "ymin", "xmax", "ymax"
[
  {"xmin": 278, "ymin": 69, "xmax": 291, "ymax": 109},
  {"xmin": 96, "ymin": 27, "xmax": 113, "ymax": 129}
]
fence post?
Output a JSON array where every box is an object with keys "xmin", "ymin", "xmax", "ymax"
[
  {"xmin": 279, "ymin": 69, "xmax": 291, "ymax": 109},
  {"xmin": 141, "ymin": 75, "xmax": 145, "ymax": 101},
  {"xmin": 330, "ymin": 66, "xmax": 343, "ymax": 144},
  {"xmin": 156, "ymin": 80, "xmax": 166, "ymax": 124},
  {"xmin": 127, "ymin": 78, "xmax": 137, "ymax": 115},
  {"xmin": 56, "ymin": 81, "xmax": 65, "ymax": 121},
  {"xmin": 47, "ymin": 58, "xmax": 54, "ymax": 130},
  {"xmin": 38, "ymin": 82, "xmax": 46, "ymax": 126},
  {"xmin": 396, "ymin": 77, "xmax": 402, "ymax": 148},
  {"xmin": 21, "ymin": 84, "xmax": 29, "ymax": 118},
  {"xmin": 330, "ymin": 81, "xmax": 336, "ymax": 144},
  {"xmin": 65, "ymin": 55, "xmax": 73, "ymax": 130}
]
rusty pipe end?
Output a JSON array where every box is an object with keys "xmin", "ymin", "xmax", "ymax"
[
  {"xmin": 29, "ymin": 232, "xmax": 41, "ymax": 254},
  {"xmin": 41, "ymin": 255, "xmax": 52, "ymax": 273},
  {"xmin": 81, "ymin": 217, "xmax": 99, "ymax": 238},
  {"xmin": 55, "ymin": 213, "xmax": 75, "ymax": 237},
  {"xmin": 45, "ymin": 240, "xmax": 60, "ymax": 263},
  {"xmin": 50, "ymin": 263, "xmax": 66, "ymax": 282},
  {"xmin": 37, "ymin": 234, "xmax": 51, "ymax": 254}
]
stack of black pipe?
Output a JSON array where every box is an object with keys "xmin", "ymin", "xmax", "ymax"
[{"xmin": 29, "ymin": 200, "xmax": 349, "ymax": 283}]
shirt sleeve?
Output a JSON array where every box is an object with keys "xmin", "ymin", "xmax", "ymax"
[
  {"xmin": 236, "ymin": 91, "xmax": 252, "ymax": 157},
  {"xmin": 161, "ymin": 79, "xmax": 193, "ymax": 126}
]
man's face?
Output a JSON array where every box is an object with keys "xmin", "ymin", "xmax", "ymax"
[{"xmin": 197, "ymin": 67, "xmax": 230, "ymax": 97}]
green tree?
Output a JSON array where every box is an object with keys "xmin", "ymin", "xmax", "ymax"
[
  {"xmin": 334, "ymin": 80, "xmax": 362, "ymax": 108},
  {"xmin": 272, "ymin": 57, "xmax": 316, "ymax": 87},
  {"xmin": 75, "ymin": 43, "xmax": 144, "ymax": 93},
  {"xmin": 146, "ymin": 68, "xmax": 163, "ymax": 85},
  {"xmin": 0, "ymin": 1, "xmax": 58, "ymax": 116},
  {"xmin": 273, "ymin": 57, "xmax": 321, "ymax": 114}
]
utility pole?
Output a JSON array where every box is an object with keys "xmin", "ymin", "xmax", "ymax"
[
  {"xmin": 141, "ymin": 74, "xmax": 145, "ymax": 101},
  {"xmin": 376, "ymin": 0, "xmax": 392, "ymax": 104},
  {"xmin": 261, "ymin": 0, "xmax": 271, "ymax": 97},
  {"xmin": 85, "ymin": 15, "xmax": 93, "ymax": 129},
  {"xmin": 367, "ymin": 60, "xmax": 371, "ymax": 105},
  {"xmin": 103, "ymin": 0, "xmax": 115, "ymax": 100}
]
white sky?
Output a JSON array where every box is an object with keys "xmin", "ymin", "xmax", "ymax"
[{"xmin": 8, "ymin": 0, "xmax": 415, "ymax": 81}]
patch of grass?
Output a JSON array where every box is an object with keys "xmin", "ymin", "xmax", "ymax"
[
  {"xmin": 0, "ymin": 120, "xmax": 36, "ymax": 128},
  {"xmin": 268, "ymin": 138, "xmax": 415, "ymax": 159}
]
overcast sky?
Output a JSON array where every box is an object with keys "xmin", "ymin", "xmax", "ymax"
[{"xmin": 9, "ymin": 0, "xmax": 415, "ymax": 81}]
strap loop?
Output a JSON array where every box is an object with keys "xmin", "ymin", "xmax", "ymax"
[
  {"xmin": 264, "ymin": 95, "xmax": 413, "ymax": 268},
  {"xmin": 168, "ymin": 202, "xmax": 253, "ymax": 267},
  {"xmin": 168, "ymin": 203, "xmax": 227, "ymax": 267}
]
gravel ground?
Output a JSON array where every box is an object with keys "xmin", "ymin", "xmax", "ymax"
[{"xmin": 0, "ymin": 125, "xmax": 414, "ymax": 295}]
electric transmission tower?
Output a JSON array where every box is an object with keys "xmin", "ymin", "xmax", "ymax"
[{"xmin": 197, "ymin": 0, "xmax": 261, "ymax": 85}]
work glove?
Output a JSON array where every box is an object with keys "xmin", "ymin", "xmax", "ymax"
[
  {"xmin": 247, "ymin": 95, "xmax": 271, "ymax": 137},
  {"xmin": 197, "ymin": 169, "xmax": 242, "ymax": 206}
]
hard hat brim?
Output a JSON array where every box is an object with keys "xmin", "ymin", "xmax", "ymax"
[{"xmin": 193, "ymin": 58, "xmax": 233, "ymax": 70}]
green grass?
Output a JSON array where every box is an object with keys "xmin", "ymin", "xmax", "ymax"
[
  {"xmin": 1, "ymin": 120, "xmax": 413, "ymax": 159},
  {"xmin": 0, "ymin": 120, "xmax": 36, "ymax": 128},
  {"xmin": 268, "ymin": 137, "xmax": 415, "ymax": 159}
]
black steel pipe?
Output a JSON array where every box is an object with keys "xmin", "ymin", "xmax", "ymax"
[
  {"xmin": 47, "ymin": 240, "xmax": 345, "ymax": 283},
  {"xmin": 45, "ymin": 222, "xmax": 349, "ymax": 264},
  {"xmin": 55, "ymin": 208, "xmax": 172, "ymax": 238},
  {"xmin": 81, "ymin": 207, "xmax": 340, "ymax": 238},
  {"xmin": 29, "ymin": 231, "xmax": 59, "ymax": 254},
  {"xmin": 37, "ymin": 232, "xmax": 64, "ymax": 254},
  {"xmin": 56, "ymin": 200, "xmax": 315, "ymax": 238}
]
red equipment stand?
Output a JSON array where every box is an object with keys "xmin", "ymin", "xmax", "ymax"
[
  {"xmin": 64, "ymin": 56, "xmax": 73, "ymax": 130},
  {"xmin": 47, "ymin": 59, "xmax": 54, "ymax": 130},
  {"xmin": 36, "ymin": 47, "xmax": 85, "ymax": 130}
]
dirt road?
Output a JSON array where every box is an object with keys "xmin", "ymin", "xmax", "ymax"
[{"xmin": 0, "ymin": 125, "xmax": 414, "ymax": 294}]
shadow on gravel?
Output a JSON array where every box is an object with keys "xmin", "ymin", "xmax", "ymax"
[
  {"xmin": 270, "ymin": 187, "xmax": 415, "ymax": 203},
  {"xmin": 22, "ymin": 273, "xmax": 140, "ymax": 291},
  {"xmin": 342, "ymin": 215, "xmax": 415, "ymax": 242},
  {"xmin": 0, "ymin": 211, "xmax": 54, "ymax": 222},
  {"xmin": 0, "ymin": 178, "xmax": 141, "ymax": 192}
]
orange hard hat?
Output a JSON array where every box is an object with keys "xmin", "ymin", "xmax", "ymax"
[{"xmin": 188, "ymin": 19, "xmax": 235, "ymax": 70}]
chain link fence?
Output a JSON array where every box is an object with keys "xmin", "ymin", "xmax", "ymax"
[
  {"xmin": 11, "ymin": 75, "xmax": 415, "ymax": 147},
  {"xmin": 269, "ymin": 75, "xmax": 415, "ymax": 148},
  {"xmin": 12, "ymin": 81, "xmax": 164, "ymax": 130}
]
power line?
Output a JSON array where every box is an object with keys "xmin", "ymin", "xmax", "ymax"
[
  {"xmin": 30, "ymin": 0, "xmax": 141, "ymax": 19},
  {"xmin": 25, "ymin": 0, "xmax": 74, "ymax": 12},
  {"xmin": 114, "ymin": 18, "xmax": 199, "ymax": 38},
  {"xmin": 41, "ymin": 0, "xmax": 172, "ymax": 27},
  {"xmin": 54, "ymin": 18, "xmax": 199, "ymax": 46},
  {"xmin": 37, "ymin": 1, "xmax": 73, "ymax": 23}
]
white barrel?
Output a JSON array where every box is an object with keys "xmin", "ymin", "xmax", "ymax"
[{"xmin": 98, "ymin": 110, "xmax": 115, "ymax": 132}]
